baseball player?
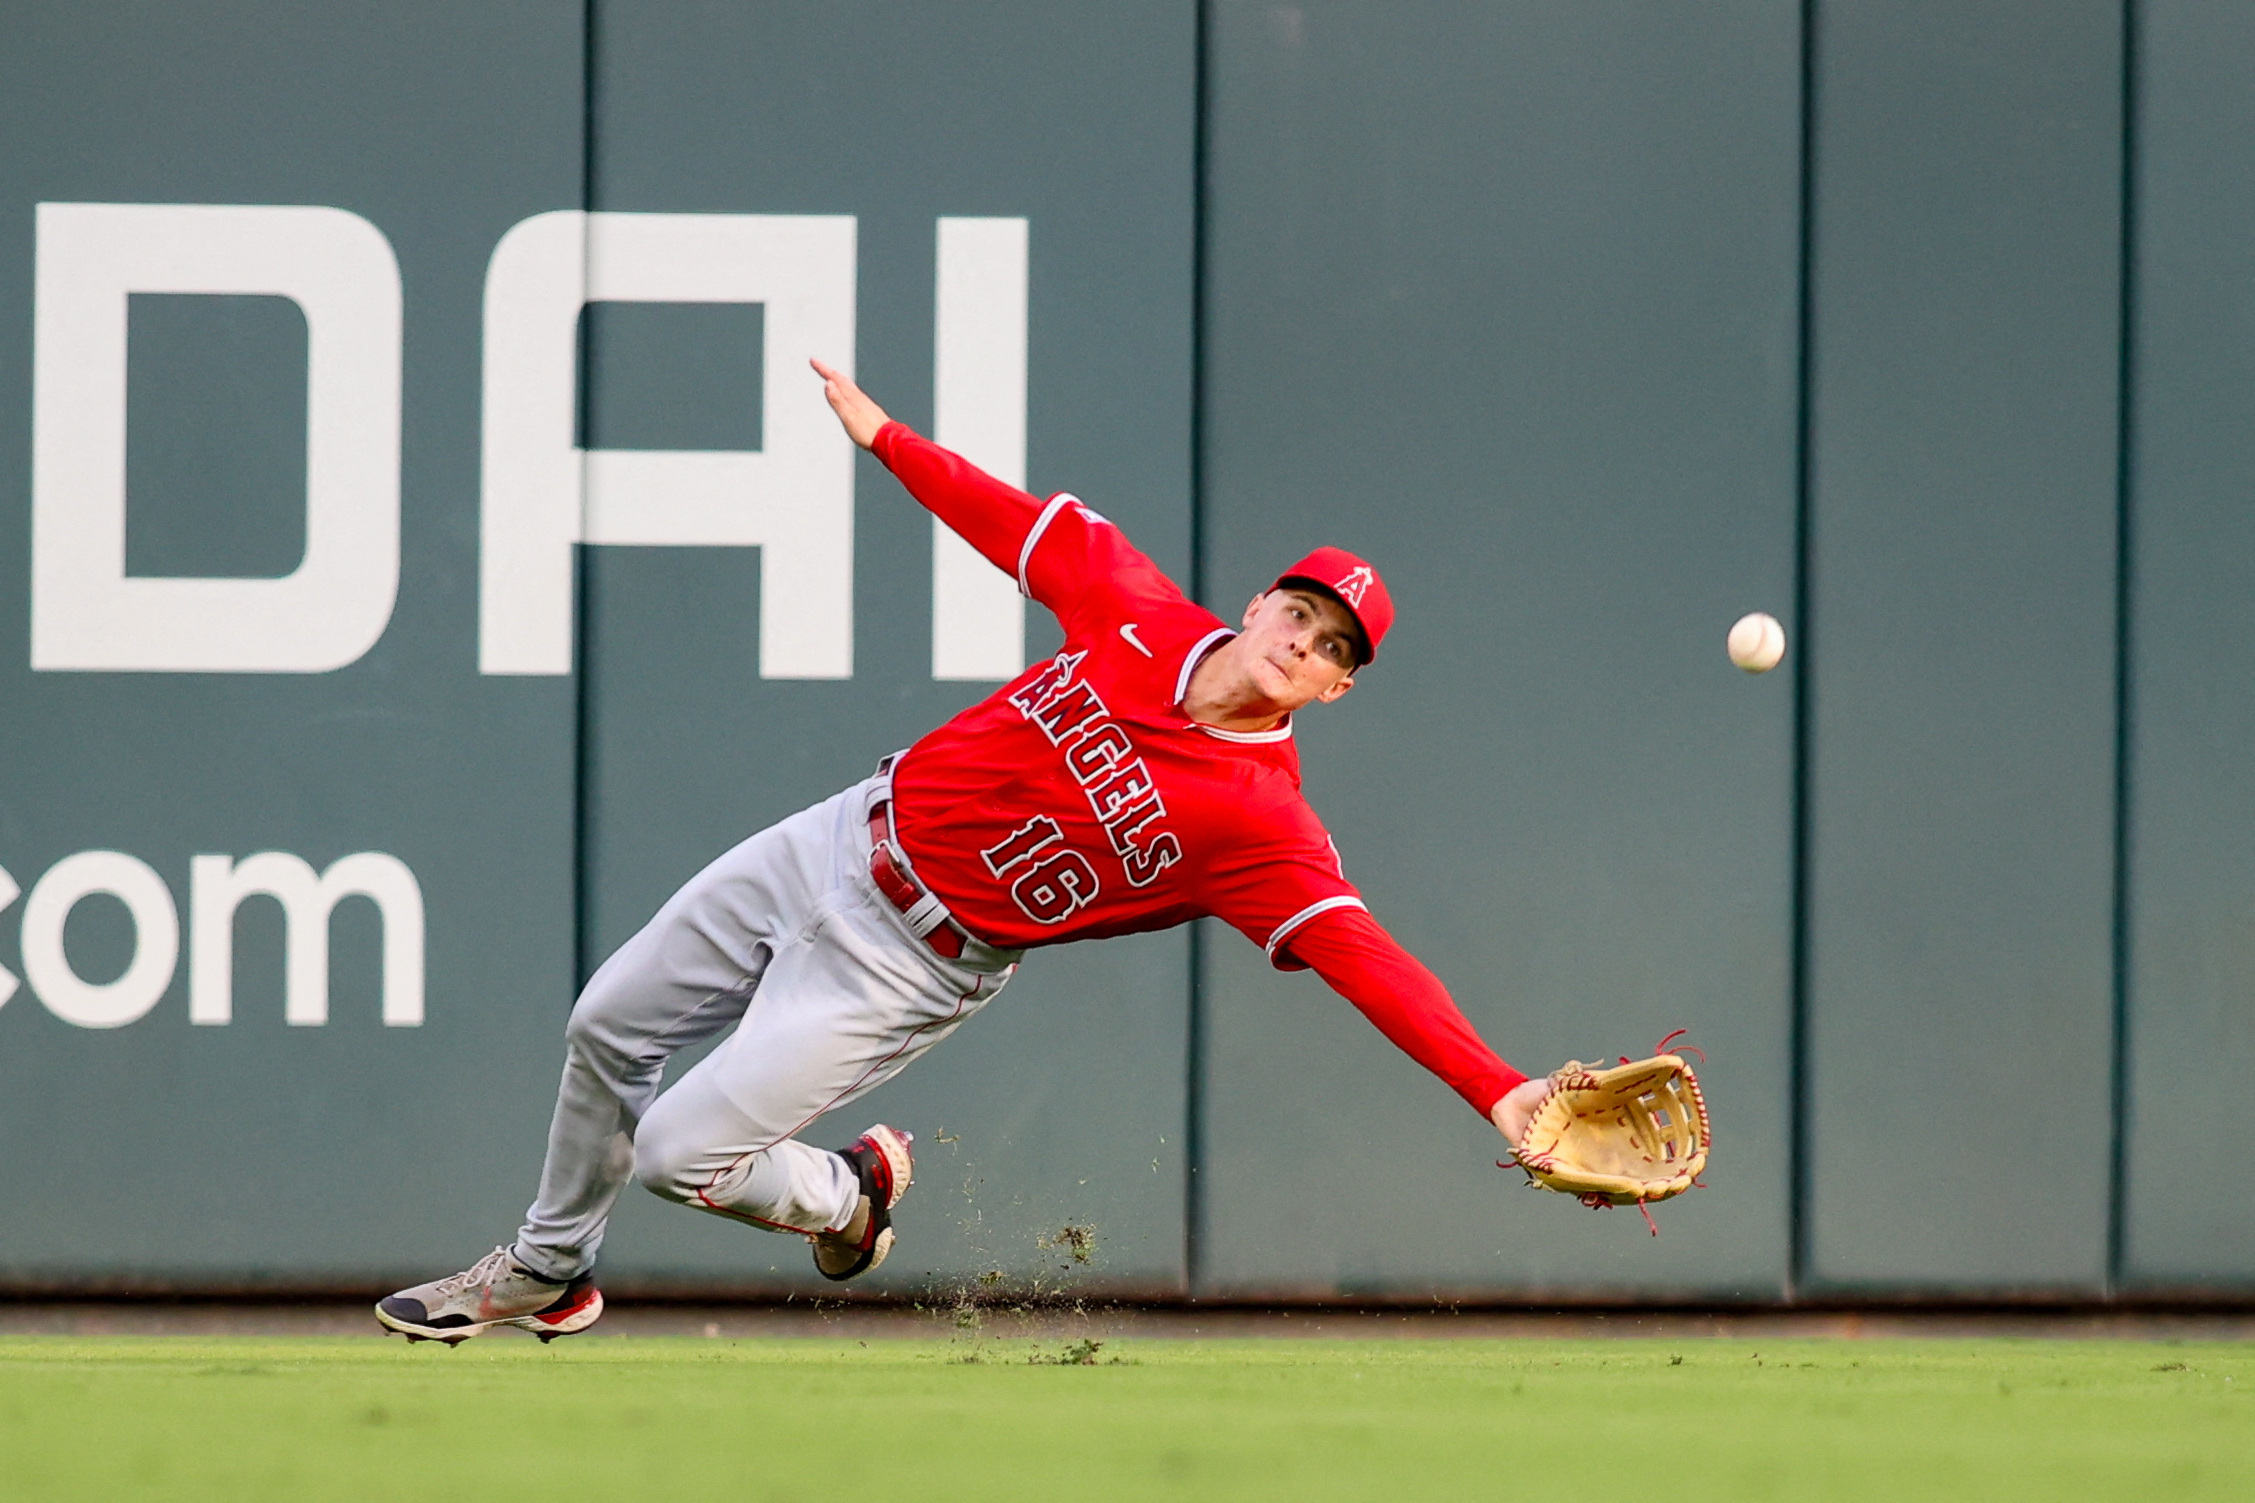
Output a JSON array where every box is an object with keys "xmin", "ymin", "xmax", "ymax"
[{"xmin": 375, "ymin": 359, "xmax": 1550, "ymax": 1342}]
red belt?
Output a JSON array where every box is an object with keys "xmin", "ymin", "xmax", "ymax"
[{"xmin": 867, "ymin": 800, "xmax": 972, "ymax": 961}]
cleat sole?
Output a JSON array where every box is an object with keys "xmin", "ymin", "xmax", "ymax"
[
  {"xmin": 512, "ymin": 1287, "xmax": 604, "ymax": 1342},
  {"xmin": 375, "ymin": 1288, "xmax": 602, "ymax": 1345}
]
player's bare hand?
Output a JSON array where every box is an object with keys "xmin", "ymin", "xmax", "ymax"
[
  {"xmin": 1490, "ymin": 1076, "xmax": 1552, "ymax": 1157},
  {"xmin": 811, "ymin": 358, "xmax": 890, "ymax": 451}
]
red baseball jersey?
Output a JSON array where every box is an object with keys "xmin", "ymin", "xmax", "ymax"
[
  {"xmin": 875, "ymin": 423, "xmax": 1523, "ymax": 1115},
  {"xmin": 882, "ymin": 431, "xmax": 1355, "ymax": 958}
]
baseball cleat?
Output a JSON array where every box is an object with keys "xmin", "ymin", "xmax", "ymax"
[
  {"xmin": 374, "ymin": 1245, "xmax": 604, "ymax": 1344},
  {"xmin": 811, "ymin": 1124, "xmax": 913, "ymax": 1282}
]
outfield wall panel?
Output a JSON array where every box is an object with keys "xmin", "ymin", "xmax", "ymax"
[
  {"xmin": 0, "ymin": 1, "xmax": 585, "ymax": 1283},
  {"xmin": 1799, "ymin": 0, "xmax": 2123, "ymax": 1292},
  {"xmin": 573, "ymin": 0, "xmax": 1199, "ymax": 1295},
  {"xmin": 1194, "ymin": 0, "xmax": 1801, "ymax": 1298},
  {"xmin": 2118, "ymin": 0, "xmax": 2255, "ymax": 1291}
]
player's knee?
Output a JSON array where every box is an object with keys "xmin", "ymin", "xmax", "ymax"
[
  {"xmin": 631, "ymin": 1109, "xmax": 691, "ymax": 1201},
  {"xmin": 563, "ymin": 979, "xmax": 631, "ymax": 1061},
  {"xmin": 631, "ymin": 1092, "xmax": 708, "ymax": 1204}
]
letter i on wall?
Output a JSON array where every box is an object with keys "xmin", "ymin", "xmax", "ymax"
[{"xmin": 932, "ymin": 217, "xmax": 1029, "ymax": 681}]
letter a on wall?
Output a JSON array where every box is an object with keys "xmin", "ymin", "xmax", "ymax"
[{"xmin": 478, "ymin": 211, "xmax": 857, "ymax": 678}]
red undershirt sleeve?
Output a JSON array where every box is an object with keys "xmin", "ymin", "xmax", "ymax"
[
  {"xmin": 1278, "ymin": 907, "xmax": 1527, "ymax": 1117},
  {"xmin": 872, "ymin": 422, "xmax": 1155, "ymax": 631},
  {"xmin": 871, "ymin": 421, "xmax": 1046, "ymax": 579}
]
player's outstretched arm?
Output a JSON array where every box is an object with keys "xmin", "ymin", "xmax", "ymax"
[
  {"xmin": 808, "ymin": 356, "xmax": 1142, "ymax": 622},
  {"xmin": 812, "ymin": 358, "xmax": 890, "ymax": 449},
  {"xmin": 1281, "ymin": 907, "xmax": 1531, "ymax": 1134}
]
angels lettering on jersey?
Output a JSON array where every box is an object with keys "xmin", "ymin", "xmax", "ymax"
[{"xmin": 980, "ymin": 648, "xmax": 1185, "ymax": 925}]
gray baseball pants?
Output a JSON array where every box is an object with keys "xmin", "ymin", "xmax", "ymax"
[{"xmin": 510, "ymin": 770, "xmax": 1018, "ymax": 1283}]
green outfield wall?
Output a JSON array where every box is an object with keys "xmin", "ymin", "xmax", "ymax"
[{"xmin": 0, "ymin": 0, "xmax": 2246, "ymax": 1302}]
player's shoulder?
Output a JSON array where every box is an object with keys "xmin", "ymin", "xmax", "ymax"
[
  {"xmin": 1031, "ymin": 494, "xmax": 1139, "ymax": 575},
  {"xmin": 1063, "ymin": 533, "xmax": 1221, "ymax": 663},
  {"xmin": 1056, "ymin": 509, "xmax": 1193, "ymax": 611}
]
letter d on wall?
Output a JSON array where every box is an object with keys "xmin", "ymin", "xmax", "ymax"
[{"xmin": 31, "ymin": 203, "xmax": 402, "ymax": 672}]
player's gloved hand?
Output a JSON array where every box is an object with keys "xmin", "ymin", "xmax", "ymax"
[
  {"xmin": 811, "ymin": 358, "xmax": 892, "ymax": 450},
  {"xmin": 1489, "ymin": 1077, "xmax": 1553, "ymax": 1156},
  {"xmin": 1501, "ymin": 1051, "xmax": 1711, "ymax": 1232}
]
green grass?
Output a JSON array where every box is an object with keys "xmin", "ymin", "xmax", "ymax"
[{"xmin": 2, "ymin": 1334, "xmax": 2251, "ymax": 1501}]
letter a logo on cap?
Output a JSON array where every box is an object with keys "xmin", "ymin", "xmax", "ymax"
[
  {"xmin": 1273, "ymin": 545, "xmax": 1393, "ymax": 662},
  {"xmin": 1332, "ymin": 566, "xmax": 1375, "ymax": 609}
]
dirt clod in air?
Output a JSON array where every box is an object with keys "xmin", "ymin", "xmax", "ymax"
[
  {"xmin": 1039, "ymin": 1224, "xmax": 1097, "ymax": 1265},
  {"xmin": 914, "ymin": 1130, "xmax": 1123, "ymax": 1364}
]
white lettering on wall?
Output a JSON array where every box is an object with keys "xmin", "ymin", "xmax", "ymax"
[
  {"xmin": 0, "ymin": 866, "xmax": 19, "ymax": 1008},
  {"xmin": 0, "ymin": 850, "xmax": 425, "ymax": 1030},
  {"xmin": 479, "ymin": 210, "xmax": 858, "ymax": 678},
  {"xmin": 190, "ymin": 852, "xmax": 425, "ymax": 1027},
  {"xmin": 24, "ymin": 204, "xmax": 1038, "ymax": 681},
  {"xmin": 30, "ymin": 203, "xmax": 403, "ymax": 673},
  {"xmin": 931, "ymin": 216, "xmax": 1030, "ymax": 681},
  {"xmin": 18, "ymin": 851, "xmax": 180, "ymax": 1028}
]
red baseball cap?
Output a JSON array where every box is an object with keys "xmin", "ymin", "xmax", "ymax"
[{"xmin": 1273, "ymin": 546, "xmax": 1393, "ymax": 665}]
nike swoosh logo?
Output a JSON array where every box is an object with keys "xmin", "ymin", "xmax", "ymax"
[{"xmin": 1119, "ymin": 623, "xmax": 1153, "ymax": 657}]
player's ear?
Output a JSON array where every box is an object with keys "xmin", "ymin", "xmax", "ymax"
[
  {"xmin": 1315, "ymin": 674, "xmax": 1355, "ymax": 705},
  {"xmin": 1242, "ymin": 592, "xmax": 1268, "ymax": 629}
]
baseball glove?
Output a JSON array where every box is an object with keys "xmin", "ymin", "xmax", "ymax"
[{"xmin": 1508, "ymin": 1046, "xmax": 1710, "ymax": 1231}]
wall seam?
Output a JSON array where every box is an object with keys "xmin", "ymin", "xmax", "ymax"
[
  {"xmin": 1787, "ymin": 0, "xmax": 1820, "ymax": 1304},
  {"xmin": 1182, "ymin": 0, "xmax": 1214, "ymax": 1300},
  {"xmin": 571, "ymin": 0, "xmax": 600, "ymax": 988},
  {"xmin": 2105, "ymin": 0, "xmax": 2140, "ymax": 1301}
]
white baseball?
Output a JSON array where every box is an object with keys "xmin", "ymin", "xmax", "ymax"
[{"xmin": 1727, "ymin": 611, "xmax": 1786, "ymax": 673}]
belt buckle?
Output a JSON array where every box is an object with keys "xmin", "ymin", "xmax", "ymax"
[
  {"xmin": 869, "ymin": 834, "xmax": 910, "ymax": 897},
  {"xmin": 876, "ymin": 839, "xmax": 913, "ymax": 898},
  {"xmin": 867, "ymin": 798, "xmax": 968, "ymax": 959}
]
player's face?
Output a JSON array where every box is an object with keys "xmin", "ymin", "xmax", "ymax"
[{"xmin": 1237, "ymin": 589, "xmax": 1360, "ymax": 710}]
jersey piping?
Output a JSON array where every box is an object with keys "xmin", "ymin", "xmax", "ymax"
[
  {"xmin": 1197, "ymin": 719, "xmax": 1295, "ymax": 744},
  {"xmin": 1016, "ymin": 494, "xmax": 1078, "ymax": 598},
  {"xmin": 1174, "ymin": 626, "xmax": 1236, "ymax": 705},
  {"xmin": 1265, "ymin": 894, "xmax": 1370, "ymax": 960}
]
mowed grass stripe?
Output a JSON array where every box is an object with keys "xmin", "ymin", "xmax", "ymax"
[{"xmin": 1, "ymin": 1337, "xmax": 2249, "ymax": 1502}]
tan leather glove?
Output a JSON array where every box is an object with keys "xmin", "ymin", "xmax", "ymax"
[{"xmin": 1510, "ymin": 1053, "xmax": 1710, "ymax": 1226}]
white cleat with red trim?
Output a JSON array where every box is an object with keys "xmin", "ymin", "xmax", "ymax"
[
  {"xmin": 374, "ymin": 1246, "xmax": 603, "ymax": 1345},
  {"xmin": 812, "ymin": 1125, "xmax": 913, "ymax": 1282}
]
